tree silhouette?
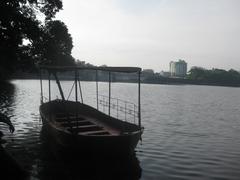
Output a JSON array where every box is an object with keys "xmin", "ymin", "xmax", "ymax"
[
  {"xmin": 187, "ymin": 67, "xmax": 240, "ymax": 84},
  {"xmin": 33, "ymin": 20, "xmax": 74, "ymax": 66},
  {"xmin": 0, "ymin": 0, "xmax": 75, "ymax": 80}
]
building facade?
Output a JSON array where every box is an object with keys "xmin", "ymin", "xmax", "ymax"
[
  {"xmin": 170, "ymin": 60, "xmax": 187, "ymax": 77},
  {"xmin": 160, "ymin": 71, "xmax": 171, "ymax": 77}
]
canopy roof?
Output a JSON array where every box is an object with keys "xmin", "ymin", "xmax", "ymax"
[{"xmin": 39, "ymin": 65, "xmax": 142, "ymax": 73}]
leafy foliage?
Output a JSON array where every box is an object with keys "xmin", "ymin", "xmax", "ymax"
[
  {"xmin": 0, "ymin": 0, "xmax": 74, "ymax": 80},
  {"xmin": 33, "ymin": 20, "xmax": 74, "ymax": 66},
  {"xmin": 187, "ymin": 67, "xmax": 240, "ymax": 84}
]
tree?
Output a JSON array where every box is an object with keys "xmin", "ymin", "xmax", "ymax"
[
  {"xmin": 33, "ymin": 20, "xmax": 75, "ymax": 66},
  {"xmin": 0, "ymin": 0, "xmax": 63, "ymax": 80},
  {"xmin": 187, "ymin": 66, "xmax": 240, "ymax": 85},
  {"xmin": 187, "ymin": 67, "xmax": 206, "ymax": 80}
]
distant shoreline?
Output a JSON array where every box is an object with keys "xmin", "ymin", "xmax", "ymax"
[
  {"xmin": 10, "ymin": 75, "xmax": 240, "ymax": 88},
  {"xmin": 142, "ymin": 81, "xmax": 240, "ymax": 88}
]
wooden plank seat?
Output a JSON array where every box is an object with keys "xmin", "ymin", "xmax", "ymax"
[
  {"xmin": 55, "ymin": 116, "xmax": 86, "ymax": 122},
  {"xmin": 59, "ymin": 120, "xmax": 93, "ymax": 127},
  {"xmin": 67, "ymin": 124, "xmax": 103, "ymax": 133},
  {"xmin": 79, "ymin": 130, "xmax": 110, "ymax": 135},
  {"xmin": 55, "ymin": 113, "xmax": 75, "ymax": 117},
  {"xmin": 56, "ymin": 115, "xmax": 85, "ymax": 119}
]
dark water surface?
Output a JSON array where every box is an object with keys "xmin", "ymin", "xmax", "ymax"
[{"xmin": 1, "ymin": 80, "xmax": 240, "ymax": 180}]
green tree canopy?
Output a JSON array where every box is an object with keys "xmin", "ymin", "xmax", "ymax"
[{"xmin": 187, "ymin": 67, "xmax": 240, "ymax": 84}]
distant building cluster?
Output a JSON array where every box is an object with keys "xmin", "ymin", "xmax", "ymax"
[
  {"xmin": 169, "ymin": 59, "xmax": 187, "ymax": 78},
  {"xmin": 159, "ymin": 59, "xmax": 188, "ymax": 78}
]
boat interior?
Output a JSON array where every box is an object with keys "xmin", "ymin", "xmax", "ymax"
[
  {"xmin": 54, "ymin": 113, "xmax": 120, "ymax": 136},
  {"xmin": 40, "ymin": 100, "xmax": 141, "ymax": 136}
]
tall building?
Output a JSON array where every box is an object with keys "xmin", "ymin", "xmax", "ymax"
[{"xmin": 170, "ymin": 59, "xmax": 187, "ymax": 77}]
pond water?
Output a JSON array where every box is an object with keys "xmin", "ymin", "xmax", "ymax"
[{"xmin": 1, "ymin": 80, "xmax": 240, "ymax": 180}]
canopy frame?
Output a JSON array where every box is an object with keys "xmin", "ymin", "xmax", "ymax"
[{"xmin": 39, "ymin": 66, "xmax": 142, "ymax": 128}]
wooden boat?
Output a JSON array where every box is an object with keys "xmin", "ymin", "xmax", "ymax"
[{"xmin": 39, "ymin": 66, "xmax": 143, "ymax": 154}]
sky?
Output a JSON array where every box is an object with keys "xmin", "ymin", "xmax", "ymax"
[{"xmin": 56, "ymin": 0, "xmax": 240, "ymax": 72}]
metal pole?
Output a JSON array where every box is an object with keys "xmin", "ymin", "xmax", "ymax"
[
  {"xmin": 75, "ymin": 70, "xmax": 78, "ymax": 102},
  {"xmin": 117, "ymin": 99, "xmax": 119, "ymax": 119},
  {"xmin": 40, "ymin": 69, "xmax": 43, "ymax": 104},
  {"xmin": 108, "ymin": 71, "xmax": 111, "ymax": 116},
  {"xmin": 53, "ymin": 72, "xmax": 65, "ymax": 101},
  {"xmin": 78, "ymin": 75, "xmax": 83, "ymax": 103},
  {"xmin": 96, "ymin": 70, "xmax": 99, "ymax": 110},
  {"xmin": 48, "ymin": 71, "xmax": 51, "ymax": 101},
  {"xmin": 75, "ymin": 70, "xmax": 79, "ymax": 128},
  {"xmin": 134, "ymin": 104, "xmax": 136, "ymax": 124},
  {"xmin": 103, "ymin": 96, "xmax": 105, "ymax": 113},
  {"xmin": 138, "ymin": 71, "xmax": 141, "ymax": 128},
  {"xmin": 125, "ymin": 102, "xmax": 127, "ymax": 121}
]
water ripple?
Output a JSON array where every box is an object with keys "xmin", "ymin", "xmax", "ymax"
[{"xmin": 1, "ymin": 81, "xmax": 240, "ymax": 179}]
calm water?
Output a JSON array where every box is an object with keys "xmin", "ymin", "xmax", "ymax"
[{"xmin": 1, "ymin": 80, "xmax": 240, "ymax": 180}]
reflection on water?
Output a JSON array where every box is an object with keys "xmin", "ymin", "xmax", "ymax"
[
  {"xmin": 0, "ymin": 82, "xmax": 15, "ymax": 117},
  {"xmin": 1, "ymin": 80, "xmax": 240, "ymax": 180},
  {"xmin": 39, "ymin": 126, "xmax": 141, "ymax": 180},
  {"xmin": 0, "ymin": 82, "xmax": 15, "ymax": 146}
]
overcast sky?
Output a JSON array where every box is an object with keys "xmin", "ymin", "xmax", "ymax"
[{"xmin": 56, "ymin": 0, "xmax": 240, "ymax": 72}]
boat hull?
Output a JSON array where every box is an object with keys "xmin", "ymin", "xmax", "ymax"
[{"xmin": 40, "ymin": 100, "xmax": 143, "ymax": 154}]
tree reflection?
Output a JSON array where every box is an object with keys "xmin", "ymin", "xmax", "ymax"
[{"xmin": 0, "ymin": 82, "xmax": 15, "ymax": 137}]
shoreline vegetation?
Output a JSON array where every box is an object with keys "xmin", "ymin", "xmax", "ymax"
[{"xmin": 10, "ymin": 66, "xmax": 240, "ymax": 88}]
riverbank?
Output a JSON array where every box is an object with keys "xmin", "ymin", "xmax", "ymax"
[
  {"xmin": 10, "ymin": 72, "xmax": 240, "ymax": 88},
  {"xmin": 142, "ymin": 79, "xmax": 240, "ymax": 87}
]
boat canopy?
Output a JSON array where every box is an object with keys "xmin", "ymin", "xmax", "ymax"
[
  {"xmin": 39, "ymin": 65, "xmax": 142, "ymax": 73},
  {"xmin": 39, "ymin": 65, "xmax": 142, "ymax": 128}
]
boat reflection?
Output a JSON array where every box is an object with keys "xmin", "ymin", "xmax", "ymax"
[{"xmin": 39, "ymin": 126, "xmax": 142, "ymax": 180}]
